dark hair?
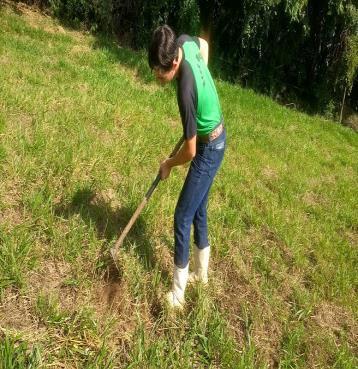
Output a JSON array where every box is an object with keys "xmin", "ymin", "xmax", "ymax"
[{"xmin": 148, "ymin": 25, "xmax": 178, "ymax": 71}]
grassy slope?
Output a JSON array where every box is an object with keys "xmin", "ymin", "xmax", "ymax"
[{"xmin": 0, "ymin": 3, "xmax": 357, "ymax": 368}]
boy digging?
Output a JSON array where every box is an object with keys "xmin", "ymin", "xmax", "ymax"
[{"xmin": 148, "ymin": 25, "xmax": 226, "ymax": 309}]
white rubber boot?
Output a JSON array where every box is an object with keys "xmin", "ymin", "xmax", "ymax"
[
  {"xmin": 189, "ymin": 245, "xmax": 210, "ymax": 285},
  {"xmin": 166, "ymin": 264, "xmax": 189, "ymax": 309}
]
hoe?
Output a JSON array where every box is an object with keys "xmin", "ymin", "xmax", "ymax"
[{"xmin": 110, "ymin": 136, "xmax": 184, "ymax": 265}]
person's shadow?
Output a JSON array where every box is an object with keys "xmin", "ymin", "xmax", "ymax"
[{"xmin": 55, "ymin": 186, "xmax": 159, "ymax": 280}]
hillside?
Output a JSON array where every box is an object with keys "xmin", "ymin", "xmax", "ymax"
[{"xmin": 0, "ymin": 2, "xmax": 357, "ymax": 368}]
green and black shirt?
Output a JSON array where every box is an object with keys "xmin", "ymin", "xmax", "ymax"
[{"xmin": 176, "ymin": 35, "xmax": 223, "ymax": 139}]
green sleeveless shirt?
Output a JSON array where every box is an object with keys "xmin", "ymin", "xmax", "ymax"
[{"xmin": 177, "ymin": 35, "xmax": 223, "ymax": 138}]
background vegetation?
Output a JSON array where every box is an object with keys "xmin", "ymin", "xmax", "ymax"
[
  {"xmin": 13, "ymin": 0, "xmax": 358, "ymax": 120},
  {"xmin": 0, "ymin": 2, "xmax": 357, "ymax": 368}
]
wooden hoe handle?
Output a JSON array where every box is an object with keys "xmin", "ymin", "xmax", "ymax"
[{"xmin": 110, "ymin": 136, "xmax": 185, "ymax": 262}]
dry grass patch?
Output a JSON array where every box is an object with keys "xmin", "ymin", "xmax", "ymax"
[
  {"xmin": 302, "ymin": 190, "xmax": 327, "ymax": 208},
  {"xmin": 152, "ymin": 239, "xmax": 173, "ymax": 278},
  {"xmin": 7, "ymin": 0, "xmax": 88, "ymax": 43},
  {"xmin": 0, "ymin": 207, "xmax": 24, "ymax": 229},
  {"xmin": 212, "ymin": 226, "xmax": 313, "ymax": 367},
  {"xmin": 70, "ymin": 44, "xmax": 91, "ymax": 55},
  {"xmin": 90, "ymin": 189, "xmax": 121, "ymax": 211},
  {"xmin": 260, "ymin": 226, "xmax": 295, "ymax": 266},
  {"xmin": 343, "ymin": 228, "xmax": 358, "ymax": 247},
  {"xmin": 213, "ymin": 254, "xmax": 286, "ymax": 368},
  {"xmin": 0, "ymin": 289, "xmax": 40, "ymax": 335},
  {"xmin": 0, "ymin": 178, "xmax": 25, "ymax": 229},
  {"xmin": 1, "ymin": 256, "xmax": 138, "ymax": 364},
  {"xmin": 0, "ymin": 261, "xmax": 71, "ymax": 341},
  {"xmin": 304, "ymin": 302, "xmax": 358, "ymax": 368},
  {"xmin": 308, "ymin": 174, "xmax": 337, "ymax": 188},
  {"xmin": 312, "ymin": 302, "xmax": 358, "ymax": 352},
  {"xmin": 28, "ymin": 260, "xmax": 72, "ymax": 295},
  {"xmin": 7, "ymin": 112, "xmax": 35, "ymax": 141},
  {"xmin": 262, "ymin": 165, "xmax": 279, "ymax": 181},
  {"xmin": 0, "ymin": 54, "xmax": 11, "ymax": 65},
  {"xmin": 0, "ymin": 180, "xmax": 25, "ymax": 228}
]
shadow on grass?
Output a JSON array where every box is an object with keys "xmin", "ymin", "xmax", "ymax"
[
  {"xmin": 91, "ymin": 33, "xmax": 154, "ymax": 85},
  {"xmin": 6, "ymin": 1, "xmax": 154, "ymax": 84},
  {"xmin": 55, "ymin": 187, "xmax": 158, "ymax": 277}
]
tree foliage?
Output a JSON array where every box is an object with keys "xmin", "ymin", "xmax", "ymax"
[{"xmin": 205, "ymin": 0, "xmax": 357, "ymax": 115}]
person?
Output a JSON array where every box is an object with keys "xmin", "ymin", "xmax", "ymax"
[{"xmin": 148, "ymin": 25, "xmax": 226, "ymax": 309}]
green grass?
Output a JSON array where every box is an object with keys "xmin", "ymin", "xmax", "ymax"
[{"xmin": 0, "ymin": 2, "xmax": 357, "ymax": 368}]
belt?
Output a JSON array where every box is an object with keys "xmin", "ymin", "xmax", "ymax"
[{"xmin": 197, "ymin": 123, "xmax": 224, "ymax": 143}]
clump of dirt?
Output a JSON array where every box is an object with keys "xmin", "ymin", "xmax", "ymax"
[
  {"xmin": 92, "ymin": 260, "xmax": 138, "ymax": 344},
  {"xmin": 95, "ymin": 262, "xmax": 124, "ymax": 312}
]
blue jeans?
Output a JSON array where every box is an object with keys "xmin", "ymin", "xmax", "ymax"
[{"xmin": 174, "ymin": 129, "xmax": 226, "ymax": 268}]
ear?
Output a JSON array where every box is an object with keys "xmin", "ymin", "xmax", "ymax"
[{"xmin": 173, "ymin": 48, "xmax": 181, "ymax": 67}]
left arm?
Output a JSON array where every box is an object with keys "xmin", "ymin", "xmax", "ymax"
[{"xmin": 198, "ymin": 37, "xmax": 209, "ymax": 66}]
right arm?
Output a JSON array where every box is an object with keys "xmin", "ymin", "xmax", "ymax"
[
  {"xmin": 158, "ymin": 57, "xmax": 198, "ymax": 180},
  {"xmin": 159, "ymin": 136, "xmax": 196, "ymax": 180},
  {"xmin": 166, "ymin": 135, "xmax": 196, "ymax": 167}
]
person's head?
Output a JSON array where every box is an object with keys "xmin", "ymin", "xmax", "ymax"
[{"xmin": 148, "ymin": 25, "xmax": 180, "ymax": 83}]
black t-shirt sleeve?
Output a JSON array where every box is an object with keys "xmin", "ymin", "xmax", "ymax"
[
  {"xmin": 177, "ymin": 61, "xmax": 197, "ymax": 139},
  {"xmin": 192, "ymin": 36, "xmax": 200, "ymax": 48},
  {"xmin": 177, "ymin": 34, "xmax": 192, "ymax": 47},
  {"xmin": 177, "ymin": 34, "xmax": 200, "ymax": 48}
]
